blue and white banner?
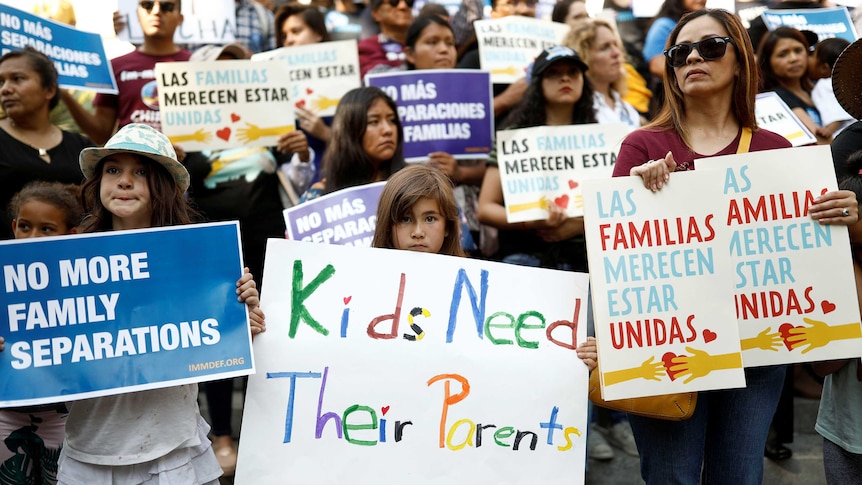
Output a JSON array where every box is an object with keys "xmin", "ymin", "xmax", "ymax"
[
  {"xmin": 366, "ymin": 70, "xmax": 494, "ymax": 162},
  {"xmin": 0, "ymin": 4, "xmax": 116, "ymax": 93},
  {"xmin": 0, "ymin": 222, "xmax": 254, "ymax": 407},
  {"xmin": 284, "ymin": 182, "xmax": 385, "ymax": 246},
  {"xmin": 762, "ymin": 7, "xmax": 858, "ymax": 43}
]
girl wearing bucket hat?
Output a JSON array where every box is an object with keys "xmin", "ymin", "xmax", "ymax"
[
  {"xmin": 55, "ymin": 123, "xmax": 266, "ymax": 485},
  {"xmin": 478, "ymin": 45, "xmax": 595, "ymax": 270}
]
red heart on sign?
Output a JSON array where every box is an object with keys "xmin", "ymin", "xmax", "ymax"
[
  {"xmin": 295, "ymin": 100, "xmax": 306, "ymax": 109},
  {"xmin": 662, "ymin": 352, "xmax": 685, "ymax": 381},
  {"xmin": 779, "ymin": 323, "xmax": 802, "ymax": 351},
  {"xmin": 703, "ymin": 329, "xmax": 717, "ymax": 343},
  {"xmin": 343, "ymin": 296, "xmax": 352, "ymax": 305},
  {"xmin": 568, "ymin": 180, "xmax": 578, "ymax": 189},
  {"xmin": 554, "ymin": 194, "xmax": 569, "ymax": 209},
  {"xmin": 216, "ymin": 127, "xmax": 231, "ymax": 141},
  {"xmin": 306, "ymin": 88, "xmax": 314, "ymax": 95},
  {"xmin": 821, "ymin": 300, "xmax": 837, "ymax": 314},
  {"xmin": 230, "ymin": 113, "xmax": 240, "ymax": 122},
  {"xmin": 381, "ymin": 406, "xmax": 390, "ymax": 416}
]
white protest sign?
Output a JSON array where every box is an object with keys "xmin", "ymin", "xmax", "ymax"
[
  {"xmin": 582, "ymin": 172, "xmax": 745, "ymax": 400},
  {"xmin": 236, "ymin": 240, "xmax": 591, "ymax": 484},
  {"xmin": 755, "ymin": 92, "xmax": 817, "ymax": 147},
  {"xmin": 116, "ymin": 0, "xmax": 236, "ymax": 45},
  {"xmin": 474, "ymin": 16, "xmax": 569, "ymax": 84},
  {"xmin": 252, "ymin": 40, "xmax": 361, "ymax": 118},
  {"xmin": 496, "ymin": 123, "xmax": 631, "ymax": 222},
  {"xmin": 156, "ymin": 59, "xmax": 295, "ymax": 151},
  {"xmin": 697, "ymin": 146, "xmax": 862, "ymax": 367}
]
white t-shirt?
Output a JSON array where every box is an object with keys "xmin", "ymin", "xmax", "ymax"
[
  {"xmin": 812, "ymin": 78, "xmax": 854, "ymax": 136},
  {"xmin": 593, "ymin": 91, "xmax": 640, "ymax": 128},
  {"xmin": 64, "ymin": 385, "xmax": 201, "ymax": 466}
]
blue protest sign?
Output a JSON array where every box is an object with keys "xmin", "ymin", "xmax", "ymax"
[
  {"xmin": 366, "ymin": 70, "xmax": 494, "ymax": 163},
  {"xmin": 0, "ymin": 4, "xmax": 117, "ymax": 93},
  {"xmin": 0, "ymin": 222, "xmax": 254, "ymax": 406},
  {"xmin": 283, "ymin": 182, "xmax": 385, "ymax": 246},
  {"xmin": 762, "ymin": 7, "xmax": 858, "ymax": 43}
]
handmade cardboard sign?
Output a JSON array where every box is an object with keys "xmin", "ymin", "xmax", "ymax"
[
  {"xmin": 236, "ymin": 240, "xmax": 591, "ymax": 484},
  {"xmin": 582, "ymin": 172, "xmax": 746, "ymax": 400}
]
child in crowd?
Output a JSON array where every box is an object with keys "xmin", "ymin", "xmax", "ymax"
[
  {"xmin": 0, "ymin": 181, "xmax": 83, "ymax": 484},
  {"xmin": 370, "ymin": 164, "xmax": 598, "ymax": 362},
  {"xmin": 809, "ymin": 37, "xmax": 853, "ymax": 140},
  {"xmin": 51, "ymin": 123, "xmax": 265, "ymax": 485}
]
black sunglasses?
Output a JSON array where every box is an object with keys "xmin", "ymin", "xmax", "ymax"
[
  {"xmin": 382, "ymin": 0, "xmax": 415, "ymax": 7},
  {"xmin": 664, "ymin": 37, "xmax": 734, "ymax": 68},
  {"xmin": 139, "ymin": 1, "xmax": 178, "ymax": 13}
]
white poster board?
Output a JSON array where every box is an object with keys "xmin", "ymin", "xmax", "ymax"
[
  {"xmin": 582, "ymin": 173, "xmax": 746, "ymax": 400},
  {"xmin": 252, "ymin": 40, "xmax": 361, "ymax": 118},
  {"xmin": 474, "ymin": 16, "xmax": 570, "ymax": 84},
  {"xmin": 156, "ymin": 59, "xmax": 295, "ymax": 151},
  {"xmin": 697, "ymin": 146, "xmax": 862, "ymax": 367},
  {"xmin": 496, "ymin": 123, "xmax": 631, "ymax": 222},
  {"xmin": 236, "ymin": 240, "xmax": 591, "ymax": 484},
  {"xmin": 755, "ymin": 92, "xmax": 817, "ymax": 147}
]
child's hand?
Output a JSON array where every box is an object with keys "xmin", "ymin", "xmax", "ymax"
[
  {"xmin": 236, "ymin": 267, "xmax": 260, "ymax": 307},
  {"xmin": 0, "ymin": 336, "xmax": 4, "ymax": 352},
  {"xmin": 577, "ymin": 336, "xmax": 597, "ymax": 372},
  {"xmin": 249, "ymin": 306, "xmax": 266, "ymax": 340}
]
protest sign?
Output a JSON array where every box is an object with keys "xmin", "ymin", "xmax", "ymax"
[
  {"xmin": 474, "ymin": 16, "xmax": 570, "ymax": 84},
  {"xmin": 157, "ymin": 59, "xmax": 295, "ymax": 151},
  {"xmin": 235, "ymin": 240, "xmax": 590, "ymax": 484},
  {"xmin": 762, "ymin": 7, "xmax": 858, "ymax": 42},
  {"xmin": 755, "ymin": 92, "xmax": 817, "ymax": 147},
  {"xmin": 0, "ymin": 4, "xmax": 116, "ymax": 93},
  {"xmin": 0, "ymin": 222, "xmax": 254, "ymax": 407},
  {"xmin": 496, "ymin": 123, "xmax": 631, "ymax": 222},
  {"xmin": 696, "ymin": 146, "xmax": 862, "ymax": 367},
  {"xmin": 117, "ymin": 0, "xmax": 237, "ymax": 45},
  {"xmin": 582, "ymin": 173, "xmax": 745, "ymax": 400},
  {"xmin": 632, "ymin": 0, "xmax": 734, "ymax": 18},
  {"xmin": 284, "ymin": 182, "xmax": 385, "ymax": 246},
  {"xmin": 251, "ymin": 40, "xmax": 361, "ymax": 118},
  {"xmin": 366, "ymin": 70, "xmax": 494, "ymax": 162}
]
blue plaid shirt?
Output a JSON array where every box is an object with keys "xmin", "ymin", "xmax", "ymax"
[{"xmin": 235, "ymin": 0, "xmax": 276, "ymax": 53}]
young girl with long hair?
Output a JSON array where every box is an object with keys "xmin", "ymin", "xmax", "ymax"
[
  {"xmin": 55, "ymin": 123, "xmax": 265, "ymax": 485},
  {"xmin": 0, "ymin": 181, "xmax": 83, "ymax": 484}
]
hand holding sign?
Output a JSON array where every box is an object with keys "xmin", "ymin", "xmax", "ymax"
[{"xmin": 630, "ymin": 151, "xmax": 676, "ymax": 192}]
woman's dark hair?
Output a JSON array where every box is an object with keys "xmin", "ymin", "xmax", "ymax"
[
  {"xmin": 839, "ymin": 150, "xmax": 862, "ymax": 197},
  {"xmin": 551, "ymin": 0, "xmax": 583, "ymax": 23},
  {"xmin": 814, "ymin": 37, "xmax": 850, "ymax": 69},
  {"xmin": 274, "ymin": 3, "xmax": 330, "ymax": 47},
  {"xmin": 418, "ymin": 2, "xmax": 449, "ymax": 19},
  {"xmin": 501, "ymin": 60, "xmax": 596, "ymax": 129},
  {"xmin": 404, "ymin": 15, "xmax": 455, "ymax": 69},
  {"xmin": 9, "ymin": 181, "xmax": 82, "ymax": 230},
  {"xmin": 654, "ymin": 0, "xmax": 688, "ymax": 22},
  {"xmin": 321, "ymin": 87, "xmax": 405, "ymax": 194},
  {"xmin": 80, "ymin": 155, "xmax": 199, "ymax": 232},
  {"xmin": 0, "ymin": 47, "xmax": 60, "ymax": 110},
  {"xmin": 757, "ymin": 26, "xmax": 812, "ymax": 92}
]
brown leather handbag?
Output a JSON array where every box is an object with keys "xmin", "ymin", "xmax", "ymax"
[{"xmin": 588, "ymin": 370, "xmax": 697, "ymax": 421}]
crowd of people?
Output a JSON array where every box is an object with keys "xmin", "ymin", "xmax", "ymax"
[{"xmin": 1, "ymin": 0, "xmax": 862, "ymax": 483}]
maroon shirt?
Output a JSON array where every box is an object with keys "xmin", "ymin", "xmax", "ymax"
[{"xmin": 613, "ymin": 127, "xmax": 791, "ymax": 177}]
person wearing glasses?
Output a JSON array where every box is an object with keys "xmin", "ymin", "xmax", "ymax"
[
  {"xmin": 358, "ymin": 0, "xmax": 414, "ymax": 78},
  {"xmin": 611, "ymin": 9, "xmax": 858, "ymax": 484},
  {"xmin": 62, "ymin": 0, "xmax": 189, "ymax": 146}
]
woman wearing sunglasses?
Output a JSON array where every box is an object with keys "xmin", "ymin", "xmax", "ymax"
[
  {"xmin": 358, "ymin": 0, "xmax": 414, "ymax": 78},
  {"xmin": 612, "ymin": 9, "xmax": 858, "ymax": 484}
]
